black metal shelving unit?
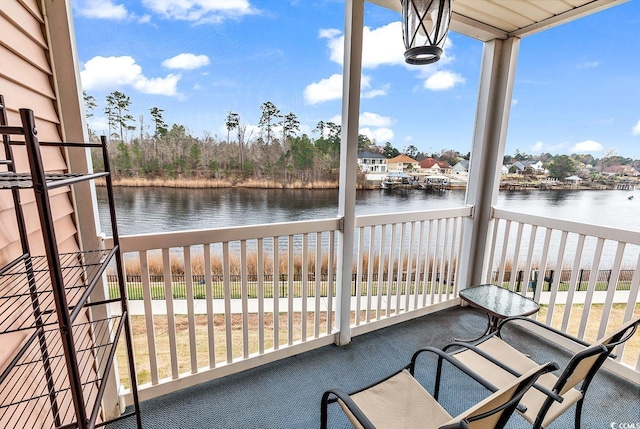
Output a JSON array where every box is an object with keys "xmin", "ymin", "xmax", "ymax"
[{"xmin": 0, "ymin": 97, "xmax": 141, "ymax": 428}]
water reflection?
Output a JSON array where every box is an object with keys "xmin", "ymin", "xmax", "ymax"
[{"xmin": 97, "ymin": 187, "xmax": 639, "ymax": 236}]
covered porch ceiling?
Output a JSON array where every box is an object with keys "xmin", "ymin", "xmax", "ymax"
[{"xmin": 368, "ymin": 0, "xmax": 628, "ymax": 41}]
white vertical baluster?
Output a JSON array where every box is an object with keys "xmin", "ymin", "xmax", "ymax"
[
  {"xmin": 273, "ymin": 237, "xmax": 280, "ymax": 350},
  {"xmin": 522, "ymin": 225, "xmax": 539, "ymax": 297},
  {"xmin": 258, "ymin": 238, "xmax": 265, "ymax": 354},
  {"xmin": 222, "ymin": 242, "xmax": 233, "ymax": 363},
  {"xmin": 183, "ymin": 246, "xmax": 197, "ymax": 373},
  {"xmin": 204, "ymin": 244, "xmax": 215, "ymax": 368},
  {"xmin": 446, "ymin": 217, "xmax": 458, "ymax": 300},
  {"xmin": 376, "ymin": 225, "xmax": 386, "ymax": 319},
  {"xmin": 545, "ymin": 230, "xmax": 568, "ymax": 326},
  {"xmin": 139, "ymin": 250, "xmax": 158, "ymax": 385},
  {"xmin": 355, "ymin": 227, "xmax": 364, "ymax": 325},
  {"xmin": 386, "ymin": 224, "xmax": 396, "ymax": 315},
  {"xmin": 301, "ymin": 233, "xmax": 308, "ymax": 341},
  {"xmin": 598, "ymin": 242, "xmax": 626, "ymax": 340},
  {"xmin": 404, "ymin": 222, "xmax": 415, "ymax": 312},
  {"xmin": 395, "ymin": 222, "xmax": 406, "ymax": 314},
  {"xmin": 288, "ymin": 235, "xmax": 294, "ymax": 346},
  {"xmin": 508, "ymin": 222, "xmax": 524, "ymax": 292},
  {"xmin": 496, "ymin": 220, "xmax": 512, "ymax": 286},
  {"xmin": 326, "ymin": 231, "xmax": 335, "ymax": 333},
  {"xmin": 578, "ymin": 238, "xmax": 605, "ymax": 339},
  {"xmin": 162, "ymin": 248, "xmax": 178, "ymax": 379},
  {"xmin": 366, "ymin": 226, "xmax": 375, "ymax": 321},
  {"xmin": 413, "ymin": 221, "xmax": 425, "ymax": 309},
  {"xmin": 561, "ymin": 234, "xmax": 586, "ymax": 332},
  {"xmin": 241, "ymin": 240, "xmax": 249, "ymax": 359},
  {"xmin": 314, "ymin": 232, "xmax": 321, "ymax": 338}
]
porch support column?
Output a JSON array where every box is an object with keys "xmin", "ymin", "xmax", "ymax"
[
  {"xmin": 335, "ymin": 0, "xmax": 365, "ymax": 346},
  {"xmin": 458, "ymin": 37, "xmax": 520, "ymax": 289},
  {"xmin": 44, "ymin": 0, "xmax": 122, "ymax": 418}
]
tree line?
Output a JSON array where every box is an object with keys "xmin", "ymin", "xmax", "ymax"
[
  {"xmin": 85, "ymin": 91, "xmax": 399, "ymax": 183},
  {"xmin": 83, "ymin": 91, "xmax": 639, "ymax": 184}
]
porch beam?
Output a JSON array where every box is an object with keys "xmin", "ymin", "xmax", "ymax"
[
  {"xmin": 336, "ymin": 0, "xmax": 365, "ymax": 346},
  {"xmin": 458, "ymin": 37, "xmax": 520, "ymax": 289}
]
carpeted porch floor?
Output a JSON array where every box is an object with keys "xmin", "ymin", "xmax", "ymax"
[{"xmin": 109, "ymin": 306, "xmax": 639, "ymax": 428}]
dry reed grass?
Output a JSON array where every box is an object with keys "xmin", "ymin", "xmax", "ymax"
[
  {"xmin": 117, "ymin": 305, "xmax": 638, "ymax": 390},
  {"xmin": 118, "ymin": 251, "xmax": 452, "ymax": 278}
]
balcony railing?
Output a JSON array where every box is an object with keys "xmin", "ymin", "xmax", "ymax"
[
  {"xmin": 487, "ymin": 208, "xmax": 640, "ymax": 375},
  {"xmin": 103, "ymin": 206, "xmax": 639, "ymax": 404}
]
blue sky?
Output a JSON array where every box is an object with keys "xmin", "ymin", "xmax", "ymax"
[{"xmin": 72, "ymin": 0, "xmax": 640, "ymax": 160}]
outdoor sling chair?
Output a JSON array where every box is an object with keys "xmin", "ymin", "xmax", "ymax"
[
  {"xmin": 441, "ymin": 315, "xmax": 640, "ymax": 429},
  {"xmin": 320, "ymin": 346, "xmax": 559, "ymax": 429}
]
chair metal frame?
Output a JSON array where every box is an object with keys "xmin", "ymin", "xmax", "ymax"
[
  {"xmin": 320, "ymin": 346, "xmax": 558, "ymax": 429},
  {"xmin": 441, "ymin": 316, "xmax": 639, "ymax": 429}
]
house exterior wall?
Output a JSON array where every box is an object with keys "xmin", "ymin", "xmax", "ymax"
[
  {"xmin": 0, "ymin": 1, "xmax": 102, "ymax": 427},
  {"xmin": 0, "ymin": 0, "xmax": 79, "ymax": 263}
]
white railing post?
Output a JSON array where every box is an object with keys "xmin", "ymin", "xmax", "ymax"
[
  {"xmin": 335, "ymin": 0, "xmax": 364, "ymax": 346},
  {"xmin": 458, "ymin": 37, "xmax": 520, "ymax": 290}
]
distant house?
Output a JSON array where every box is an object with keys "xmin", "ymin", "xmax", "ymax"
[
  {"xmin": 387, "ymin": 154, "xmax": 419, "ymax": 173},
  {"xmin": 357, "ymin": 151, "xmax": 387, "ymax": 173},
  {"xmin": 418, "ymin": 157, "xmax": 452, "ymax": 174},
  {"xmin": 501, "ymin": 165, "xmax": 510, "ymax": 175},
  {"xmin": 602, "ymin": 165, "xmax": 640, "ymax": 177},
  {"xmin": 452, "ymin": 160, "xmax": 469, "ymax": 174},
  {"xmin": 511, "ymin": 160, "xmax": 545, "ymax": 174}
]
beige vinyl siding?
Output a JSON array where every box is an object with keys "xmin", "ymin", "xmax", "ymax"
[
  {"xmin": 1, "ymin": 1, "xmax": 92, "ymax": 427},
  {"xmin": 0, "ymin": 0, "xmax": 78, "ymax": 266}
]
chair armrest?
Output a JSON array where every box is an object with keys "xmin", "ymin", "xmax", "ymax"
[
  {"xmin": 321, "ymin": 388, "xmax": 375, "ymax": 429},
  {"xmin": 410, "ymin": 346, "xmax": 500, "ymax": 394},
  {"xmin": 497, "ymin": 316, "xmax": 591, "ymax": 348},
  {"xmin": 443, "ymin": 341, "xmax": 564, "ymax": 405}
]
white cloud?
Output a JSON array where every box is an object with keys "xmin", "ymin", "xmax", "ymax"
[
  {"xmin": 633, "ymin": 119, "xmax": 640, "ymax": 135},
  {"xmin": 571, "ymin": 140, "xmax": 604, "ymax": 153},
  {"xmin": 511, "ymin": 98, "xmax": 518, "ymax": 106},
  {"xmin": 320, "ymin": 22, "xmax": 405, "ymax": 68},
  {"xmin": 424, "ymin": 70, "xmax": 465, "ymax": 90},
  {"xmin": 303, "ymin": 74, "xmax": 386, "ymax": 105},
  {"xmin": 303, "ymin": 74, "xmax": 343, "ymax": 105},
  {"xmin": 142, "ymin": 0, "xmax": 258, "ymax": 23},
  {"xmin": 360, "ymin": 112, "xmax": 392, "ymax": 127},
  {"xmin": 81, "ymin": 56, "xmax": 181, "ymax": 96},
  {"xmin": 163, "ymin": 53, "xmax": 210, "ymax": 70},
  {"xmin": 360, "ymin": 127, "xmax": 394, "ymax": 143},
  {"xmin": 76, "ymin": 0, "xmax": 128, "ymax": 19},
  {"xmin": 404, "ymin": 135, "xmax": 413, "ymax": 142}
]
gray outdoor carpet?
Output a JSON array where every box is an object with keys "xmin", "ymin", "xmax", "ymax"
[{"xmin": 109, "ymin": 306, "xmax": 639, "ymax": 428}]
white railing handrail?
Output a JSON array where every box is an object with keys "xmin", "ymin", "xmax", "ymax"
[
  {"xmin": 105, "ymin": 218, "xmax": 341, "ymax": 252},
  {"xmin": 493, "ymin": 207, "xmax": 640, "ymax": 245},
  {"xmin": 356, "ymin": 206, "xmax": 472, "ymax": 227}
]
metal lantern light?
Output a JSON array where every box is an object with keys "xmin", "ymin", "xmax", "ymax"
[{"xmin": 402, "ymin": 0, "xmax": 452, "ymax": 65}]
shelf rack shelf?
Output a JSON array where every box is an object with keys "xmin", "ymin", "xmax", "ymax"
[{"xmin": 0, "ymin": 96, "xmax": 141, "ymax": 428}]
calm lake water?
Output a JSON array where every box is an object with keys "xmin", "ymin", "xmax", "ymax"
[{"xmin": 96, "ymin": 187, "xmax": 640, "ymax": 235}]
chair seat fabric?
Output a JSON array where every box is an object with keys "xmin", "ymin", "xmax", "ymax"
[
  {"xmin": 340, "ymin": 369, "xmax": 452, "ymax": 429},
  {"xmin": 452, "ymin": 336, "xmax": 583, "ymax": 427}
]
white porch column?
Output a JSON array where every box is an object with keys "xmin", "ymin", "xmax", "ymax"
[
  {"xmin": 457, "ymin": 37, "xmax": 520, "ymax": 289},
  {"xmin": 335, "ymin": 0, "xmax": 365, "ymax": 346},
  {"xmin": 44, "ymin": 0, "xmax": 122, "ymax": 418}
]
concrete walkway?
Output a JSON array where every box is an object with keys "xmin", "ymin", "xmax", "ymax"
[{"xmin": 114, "ymin": 290, "xmax": 634, "ymax": 315}]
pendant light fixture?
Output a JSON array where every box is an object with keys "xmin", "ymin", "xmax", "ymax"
[{"xmin": 402, "ymin": 0, "xmax": 452, "ymax": 65}]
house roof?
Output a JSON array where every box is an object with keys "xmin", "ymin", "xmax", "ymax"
[
  {"xmin": 368, "ymin": 0, "xmax": 625, "ymax": 42},
  {"xmin": 358, "ymin": 151, "xmax": 387, "ymax": 160},
  {"xmin": 419, "ymin": 158, "xmax": 452, "ymax": 169},
  {"xmin": 602, "ymin": 165, "xmax": 640, "ymax": 176},
  {"xmin": 387, "ymin": 154, "xmax": 419, "ymax": 164}
]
